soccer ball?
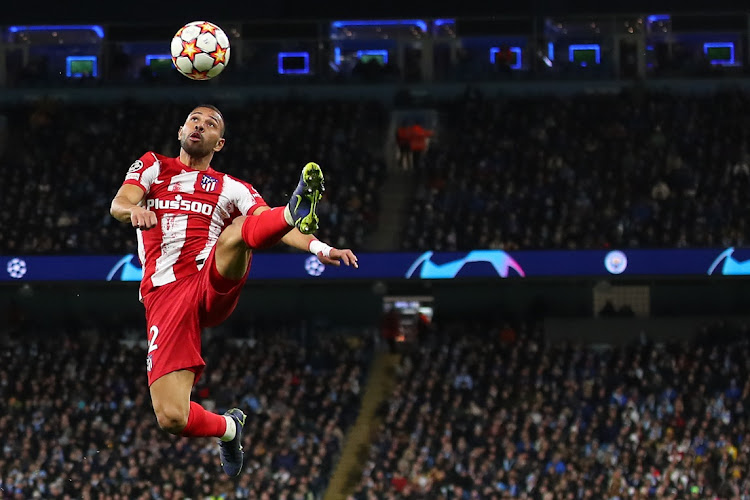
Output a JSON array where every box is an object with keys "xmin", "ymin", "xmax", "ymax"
[{"xmin": 170, "ymin": 21, "xmax": 230, "ymax": 80}]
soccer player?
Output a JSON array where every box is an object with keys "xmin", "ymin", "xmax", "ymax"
[{"xmin": 110, "ymin": 104, "xmax": 358, "ymax": 477}]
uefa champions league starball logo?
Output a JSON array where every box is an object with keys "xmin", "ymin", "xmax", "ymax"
[
  {"xmin": 304, "ymin": 255, "xmax": 325, "ymax": 277},
  {"xmin": 6, "ymin": 258, "xmax": 27, "ymax": 279}
]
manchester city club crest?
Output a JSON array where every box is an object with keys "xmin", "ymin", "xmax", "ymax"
[{"xmin": 201, "ymin": 174, "xmax": 218, "ymax": 192}]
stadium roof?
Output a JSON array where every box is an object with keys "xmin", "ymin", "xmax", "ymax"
[{"xmin": 4, "ymin": 0, "xmax": 747, "ymax": 24}]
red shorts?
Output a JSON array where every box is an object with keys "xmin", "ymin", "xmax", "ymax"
[{"xmin": 143, "ymin": 246, "xmax": 249, "ymax": 386}]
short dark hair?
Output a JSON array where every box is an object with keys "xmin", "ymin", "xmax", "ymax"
[{"xmin": 192, "ymin": 104, "xmax": 226, "ymax": 136}]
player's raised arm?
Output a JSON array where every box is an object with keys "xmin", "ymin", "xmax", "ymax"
[
  {"xmin": 252, "ymin": 205, "xmax": 358, "ymax": 268},
  {"xmin": 282, "ymin": 226, "xmax": 358, "ymax": 268},
  {"xmin": 110, "ymin": 184, "xmax": 157, "ymax": 230}
]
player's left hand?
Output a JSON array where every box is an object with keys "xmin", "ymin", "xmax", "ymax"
[{"xmin": 318, "ymin": 248, "xmax": 358, "ymax": 268}]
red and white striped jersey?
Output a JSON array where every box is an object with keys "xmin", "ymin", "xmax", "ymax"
[{"xmin": 121, "ymin": 152, "xmax": 267, "ymax": 299}]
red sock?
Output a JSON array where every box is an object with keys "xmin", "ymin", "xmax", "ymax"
[
  {"xmin": 181, "ymin": 402, "xmax": 227, "ymax": 438},
  {"xmin": 241, "ymin": 207, "xmax": 292, "ymax": 250}
]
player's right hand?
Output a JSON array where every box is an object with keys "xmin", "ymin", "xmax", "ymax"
[{"xmin": 130, "ymin": 206, "xmax": 158, "ymax": 230}]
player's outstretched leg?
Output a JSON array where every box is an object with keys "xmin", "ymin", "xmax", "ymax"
[
  {"xmin": 219, "ymin": 408, "xmax": 246, "ymax": 477},
  {"xmin": 288, "ymin": 162, "xmax": 324, "ymax": 235}
]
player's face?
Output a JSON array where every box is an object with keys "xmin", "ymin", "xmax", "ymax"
[{"xmin": 178, "ymin": 107, "xmax": 226, "ymax": 158}]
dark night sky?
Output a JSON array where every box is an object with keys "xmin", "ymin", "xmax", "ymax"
[{"xmin": 4, "ymin": 0, "xmax": 748, "ymax": 24}]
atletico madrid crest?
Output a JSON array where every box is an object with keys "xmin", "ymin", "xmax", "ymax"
[{"xmin": 201, "ymin": 174, "xmax": 218, "ymax": 192}]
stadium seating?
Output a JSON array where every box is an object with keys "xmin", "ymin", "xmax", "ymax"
[
  {"xmin": 6, "ymin": 90, "xmax": 750, "ymax": 254},
  {"xmin": 0, "ymin": 99, "xmax": 387, "ymax": 254},
  {"xmin": 0, "ymin": 328, "xmax": 370, "ymax": 498},
  {"xmin": 402, "ymin": 88, "xmax": 750, "ymax": 251},
  {"xmin": 352, "ymin": 320, "xmax": 750, "ymax": 499}
]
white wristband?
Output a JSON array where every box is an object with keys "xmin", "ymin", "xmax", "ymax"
[{"xmin": 309, "ymin": 240, "xmax": 333, "ymax": 258}]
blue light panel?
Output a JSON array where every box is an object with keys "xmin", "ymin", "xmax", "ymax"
[
  {"xmin": 10, "ymin": 24, "xmax": 104, "ymax": 38},
  {"xmin": 703, "ymin": 42, "xmax": 735, "ymax": 65},
  {"xmin": 333, "ymin": 47, "xmax": 341, "ymax": 65},
  {"xmin": 332, "ymin": 19, "xmax": 427, "ymax": 32},
  {"xmin": 277, "ymin": 52, "xmax": 310, "ymax": 75},
  {"xmin": 548, "ymin": 42, "xmax": 555, "ymax": 61},
  {"xmin": 489, "ymin": 47, "xmax": 522, "ymax": 70},
  {"xmin": 646, "ymin": 14, "xmax": 671, "ymax": 24},
  {"xmin": 434, "ymin": 19, "xmax": 455, "ymax": 27},
  {"xmin": 569, "ymin": 44, "xmax": 601, "ymax": 65},
  {"xmin": 145, "ymin": 54, "xmax": 172, "ymax": 65},
  {"xmin": 356, "ymin": 50, "xmax": 389, "ymax": 64},
  {"xmin": 66, "ymin": 56, "xmax": 98, "ymax": 77}
]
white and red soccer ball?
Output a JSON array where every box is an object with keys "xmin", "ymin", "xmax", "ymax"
[{"xmin": 171, "ymin": 21, "xmax": 230, "ymax": 80}]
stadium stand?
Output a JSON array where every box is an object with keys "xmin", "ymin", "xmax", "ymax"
[
  {"xmin": 401, "ymin": 88, "xmax": 750, "ymax": 251},
  {"xmin": 352, "ymin": 320, "xmax": 750, "ymax": 499},
  {"xmin": 0, "ymin": 98, "xmax": 387, "ymax": 255},
  {"xmin": 5, "ymin": 89, "xmax": 750, "ymax": 254},
  {"xmin": 0, "ymin": 327, "xmax": 370, "ymax": 499}
]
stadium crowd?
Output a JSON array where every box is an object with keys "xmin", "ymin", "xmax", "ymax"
[
  {"xmin": 352, "ymin": 320, "xmax": 750, "ymax": 499},
  {"xmin": 0, "ymin": 327, "xmax": 368, "ymax": 499},
  {"xmin": 402, "ymin": 88, "xmax": 750, "ymax": 251},
  {"xmin": 0, "ymin": 98, "xmax": 386, "ymax": 255},
  {"xmin": 5, "ymin": 89, "xmax": 750, "ymax": 255}
]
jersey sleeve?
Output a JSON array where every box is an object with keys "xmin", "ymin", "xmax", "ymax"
[
  {"xmin": 223, "ymin": 175, "xmax": 268, "ymax": 215},
  {"xmin": 122, "ymin": 152, "xmax": 161, "ymax": 193}
]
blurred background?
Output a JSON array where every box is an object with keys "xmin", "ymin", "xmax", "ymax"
[{"xmin": 3, "ymin": 2, "xmax": 750, "ymax": 499}]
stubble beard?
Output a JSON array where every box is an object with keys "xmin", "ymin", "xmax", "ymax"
[{"xmin": 180, "ymin": 136, "xmax": 213, "ymax": 158}]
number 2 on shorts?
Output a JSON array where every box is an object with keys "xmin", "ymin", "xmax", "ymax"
[{"xmin": 148, "ymin": 325, "xmax": 159, "ymax": 354}]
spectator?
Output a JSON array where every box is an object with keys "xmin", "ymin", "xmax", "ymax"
[
  {"xmin": 382, "ymin": 308, "xmax": 401, "ymax": 353},
  {"xmin": 354, "ymin": 319, "xmax": 750, "ymax": 499},
  {"xmin": 0, "ymin": 98, "xmax": 387, "ymax": 254},
  {"xmin": 403, "ymin": 89, "xmax": 750, "ymax": 251},
  {"xmin": 0, "ymin": 325, "xmax": 368, "ymax": 499},
  {"xmin": 397, "ymin": 122, "xmax": 412, "ymax": 170},
  {"xmin": 407, "ymin": 122, "xmax": 434, "ymax": 170}
]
